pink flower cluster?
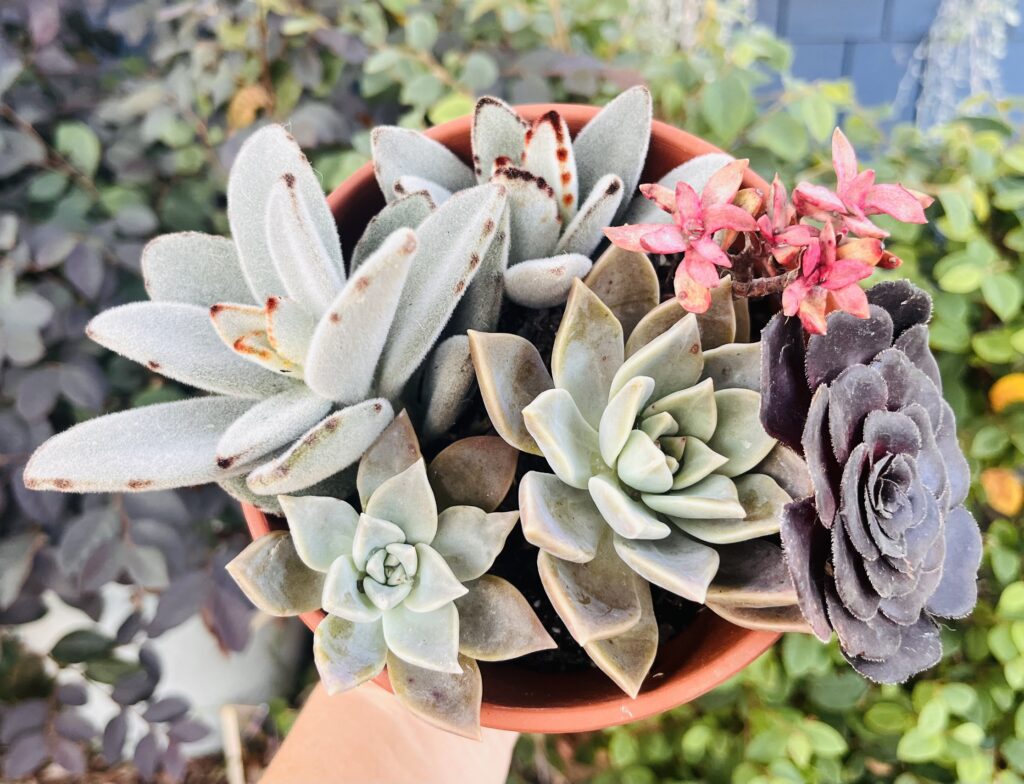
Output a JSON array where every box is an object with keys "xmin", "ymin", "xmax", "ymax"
[{"xmin": 604, "ymin": 129, "xmax": 934, "ymax": 334}]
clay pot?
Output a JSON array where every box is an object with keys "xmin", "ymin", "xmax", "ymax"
[{"xmin": 243, "ymin": 103, "xmax": 779, "ymax": 734}]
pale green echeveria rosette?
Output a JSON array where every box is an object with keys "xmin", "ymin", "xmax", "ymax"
[
  {"xmin": 24, "ymin": 125, "xmax": 509, "ymax": 507},
  {"xmin": 226, "ymin": 412, "xmax": 554, "ymax": 738},
  {"xmin": 469, "ymin": 247, "xmax": 811, "ymax": 696},
  {"xmin": 371, "ymin": 87, "xmax": 652, "ymax": 312}
]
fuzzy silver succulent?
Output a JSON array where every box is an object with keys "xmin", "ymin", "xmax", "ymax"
[
  {"xmin": 469, "ymin": 244, "xmax": 810, "ymax": 695},
  {"xmin": 762, "ymin": 280, "xmax": 981, "ymax": 683},
  {"xmin": 23, "ymin": 126, "xmax": 508, "ymax": 505},
  {"xmin": 371, "ymin": 87, "xmax": 652, "ymax": 311},
  {"xmin": 227, "ymin": 412, "xmax": 554, "ymax": 738}
]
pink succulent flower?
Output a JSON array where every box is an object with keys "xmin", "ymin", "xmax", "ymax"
[
  {"xmin": 757, "ymin": 175, "xmax": 817, "ymax": 269},
  {"xmin": 782, "ymin": 219, "xmax": 883, "ymax": 334},
  {"xmin": 604, "ymin": 159, "xmax": 758, "ymax": 313},
  {"xmin": 792, "ymin": 129, "xmax": 934, "ymax": 239}
]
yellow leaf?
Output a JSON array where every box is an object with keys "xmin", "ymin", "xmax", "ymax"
[
  {"xmin": 228, "ymin": 85, "xmax": 272, "ymax": 131},
  {"xmin": 981, "ymin": 468, "xmax": 1024, "ymax": 517},
  {"xmin": 990, "ymin": 373, "xmax": 1024, "ymax": 412}
]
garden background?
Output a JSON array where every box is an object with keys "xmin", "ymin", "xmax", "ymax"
[{"xmin": 2, "ymin": 0, "xmax": 1024, "ymax": 781}]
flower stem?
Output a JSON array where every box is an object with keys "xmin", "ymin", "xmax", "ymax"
[{"xmin": 732, "ymin": 268, "xmax": 800, "ymax": 298}]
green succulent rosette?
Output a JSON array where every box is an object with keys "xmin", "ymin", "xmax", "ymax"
[
  {"xmin": 470, "ymin": 246, "xmax": 811, "ymax": 695},
  {"xmin": 227, "ymin": 413, "xmax": 554, "ymax": 737}
]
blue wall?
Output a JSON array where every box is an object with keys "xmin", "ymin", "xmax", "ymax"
[{"xmin": 756, "ymin": 0, "xmax": 1024, "ymax": 119}]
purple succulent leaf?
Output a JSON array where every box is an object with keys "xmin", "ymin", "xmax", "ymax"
[
  {"xmin": 51, "ymin": 737, "xmax": 87, "ymax": 776},
  {"xmin": 827, "ymin": 365, "xmax": 888, "ymax": 464},
  {"xmin": 0, "ymin": 699, "xmax": 48, "ymax": 743},
  {"xmin": 56, "ymin": 683, "xmax": 88, "ymax": 706},
  {"xmin": 935, "ymin": 401, "xmax": 970, "ymax": 507},
  {"xmin": 871, "ymin": 348, "xmax": 943, "ymax": 430},
  {"xmin": 167, "ymin": 718, "xmax": 209, "ymax": 744},
  {"xmin": 102, "ymin": 711, "xmax": 128, "ymax": 764},
  {"xmin": 878, "ymin": 561, "xmax": 943, "ymax": 626},
  {"xmin": 54, "ymin": 709, "xmax": 96, "ymax": 741},
  {"xmin": 862, "ymin": 409, "xmax": 921, "ymax": 459},
  {"xmin": 4, "ymin": 731, "xmax": 49, "ymax": 779},
  {"xmin": 839, "ymin": 444, "xmax": 879, "ymax": 559},
  {"xmin": 779, "ymin": 496, "xmax": 831, "ymax": 641},
  {"xmin": 844, "ymin": 615, "xmax": 942, "ymax": 684},
  {"xmin": 866, "ymin": 279, "xmax": 932, "ymax": 336},
  {"xmin": 925, "ymin": 505, "xmax": 982, "ymax": 618},
  {"xmin": 802, "ymin": 386, "xmax": 839, "ymax": 526},
  {"xmin": 134, "ymin": 732, "xmax": 161, "ymax": 780},
  {"xmin": 759, "ymin": 313, "xmax": 812, "ymax": 452},
  {"xmin": 806, "ymin": 305, "xmax": 894, "ymax": 389},
  {"xmin": 861, "ymin": 492, "xmax": 939, "ymax": 600},
  {"xmin": 831, "ymin": 517, "xmax": 880, "ymax": 621},
  {"xmin": 898, "ymin": 403, "xmax": 949, "ymax": 504},
  {"xmin": 143, "ymin": 697, "xmax": 189, "ymax": 723},
  {"xmin": 892, "ymin": 324, "xmax": 941, "ymax": 389},
  {"xmin": 903, "ymin": 491, "xmax": 943, "ymax": 568},
  {"xmin": 824, "ymin": 578, "xmax": 899, "ymax": 660}
]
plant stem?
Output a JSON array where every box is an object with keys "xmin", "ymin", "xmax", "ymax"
[{"xmin": 732, "ymin": 268, "xmax": 800, "ymax": 297}]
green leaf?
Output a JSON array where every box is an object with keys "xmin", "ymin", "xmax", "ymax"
[
  {"xmin": 27, "ymin": 171, "xmax": 68, "ymax": 202},
  {"xmin": 1005, "ymin": 146, "xmax": 1024, "ymax": 173},
  {"xmin": 971, "ymin": 425, "xmax": 1011, "ymax": 459},
  {"xmin": 983, "ymin": 274, "xmax": 1024, "ymax": 321},
  {"xmin": 55, "ymin": 121, "xmax": 101, "ymax": 178},
  {"xmin": 461, "ymin": 52, "xmax": 499, "ymax": 91},
  {"xmin": 406, "ymin": 13, "xmax": 439, "ymax": 50},
  {"xmin": 865, "ymin": 702, "xmax": 911, "ymax": 734},
  {"xmin": 782, "ymin": 633, "xmax": 831, "ymax": 678},
  {"xmin": 609, "ymin": 729, "xmax": 640, "ymax": 768},
  {"xmin": 990, "ymin": 623, "xmax": 1020, "ymax": 663},
  {"xmin": 942, "ymin": 683, "xmax": 978, "ymax": 715},
  {"xmin": 84, "ymin": 657, "xmax": 141, "ymax": 684},
  {"xmin": 938, "ymin": 189, "xmax": 975, "ymax": 241},
  {"xmin": 701, "ymin": 73, "xmax": 753, "ymax": 146},
  {"xmin": 802, "ymin": 720, "xmax": 847, "ymax": 757},
  {"xmin": 51, "ymin": 630, "xmax": 115, "ymax": 664},
  {"xmin": 897, "ymin": 727, "xmax": 945, "ymax": 762},
  {"xmin": 428, "ymin": 92, "xmax": 474, "ymax": 125},
  {"xmin": 917, "ymin": 698, "xmax": 949, "ymax": 735},
  {"xmin": 799, "ymin": 94, "xmax": 836, "ymax": 141},
  {"xmin": 957, "ymin": 753, "xmax": 995, "ymax": 783},
  {"xmin": 999, "ymin": 583, "xmax": 1024, "ymax": 620},
  {"xmin": 750, "ymin": 112, "xmax": 809, "ymax": 162},
  {"xmin": 972, "ymin": 331, "xmax": 1016, "ymax": 365}
]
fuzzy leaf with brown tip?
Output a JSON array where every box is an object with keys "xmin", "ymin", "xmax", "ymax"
[
  {"xmin": 377, "ymin": 185, "xmax": 507, "ymax": 398},
  {"xmin": 304, "ymin": 228, "xmax": 417, "ymax": 403},
  {"xmin": 25, "ymin": 397, "xmax": 255, "ymax": 494},
  {"xmin": 246, "ymin": 399, "xmax": 394, "ymax": 495},
  {"xmin": 142, "ymin": 233, "xmax": 252, "ymax": 306}
]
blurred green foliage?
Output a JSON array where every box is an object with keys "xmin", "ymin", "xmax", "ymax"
[{"xmin": 2, "ymin": 0, "xmax": 1024, "ymax": 781}]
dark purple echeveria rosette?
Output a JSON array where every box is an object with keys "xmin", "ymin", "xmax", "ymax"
[{"xmin": 759, "ymin": 279, "xmax": 982, "ymax": 683}]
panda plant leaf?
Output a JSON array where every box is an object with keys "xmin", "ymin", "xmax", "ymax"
[
  {"xmin": 371, "ymin": 86, "xmax": 652, "ymax": 311},
  {"xmin": 24, "ymin": 126, "xmax": 508, "ymax": 505}
]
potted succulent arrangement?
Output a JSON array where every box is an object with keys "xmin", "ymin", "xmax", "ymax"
[{"xmin": 24, "ymin": 87, "xmax": 982, "ymax": 738}]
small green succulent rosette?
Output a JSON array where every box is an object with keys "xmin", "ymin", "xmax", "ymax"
[
  {"xmin": 470, "ymin": 247, "xmax": 811, "ymax": 695},
  {"xmin": 227, "ymin": 413, "xmax": 554, "ymax": 738}
]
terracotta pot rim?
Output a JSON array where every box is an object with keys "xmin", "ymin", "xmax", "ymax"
[{"xmin": 243, "ymin": 102, "xmax": 778, "ymax": 734}]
